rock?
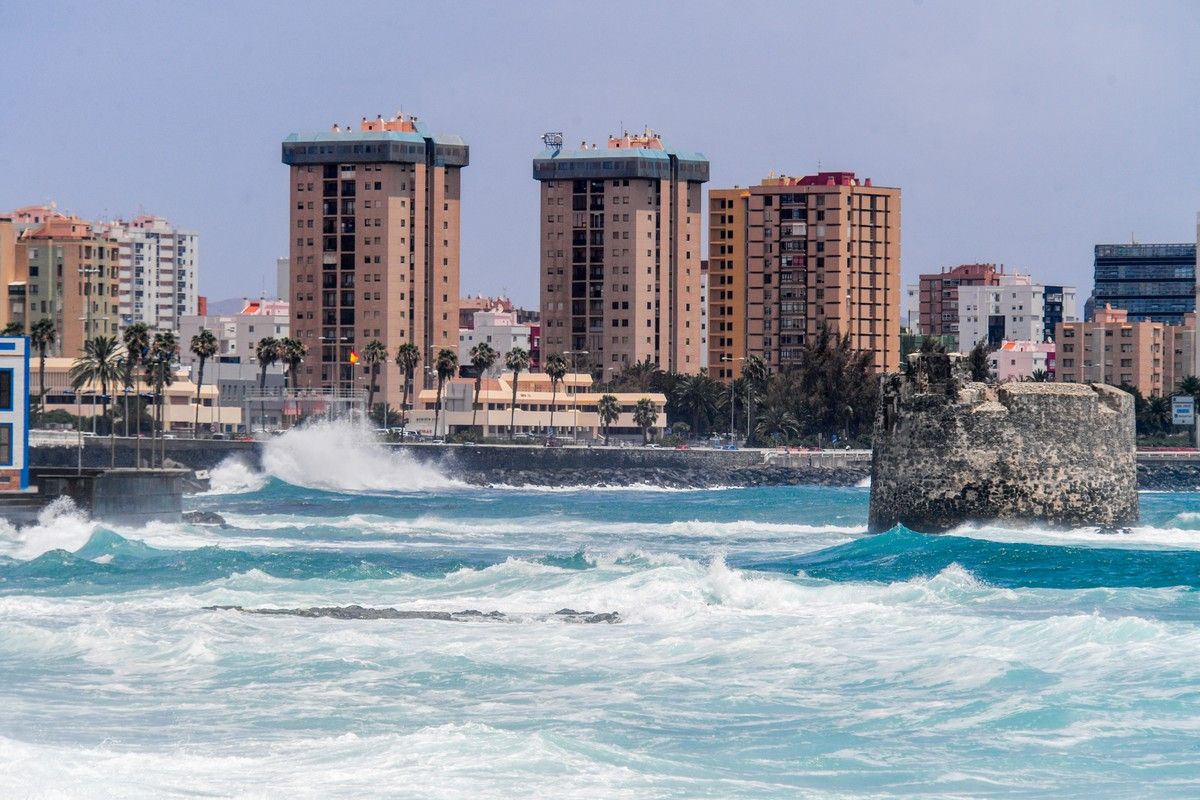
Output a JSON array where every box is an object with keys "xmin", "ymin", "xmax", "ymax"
[
  {"xmin": 183, "ymin": 510, "xmax": 227, "ymax": 526},
  {"xmin": 869, "ymin": 352, "xmax": 1138, "ymax": 533}
]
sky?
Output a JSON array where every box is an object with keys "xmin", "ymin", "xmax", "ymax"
[{"xmin": 2, "ymin": 0, "xmax": 1198, "ymax": 308}]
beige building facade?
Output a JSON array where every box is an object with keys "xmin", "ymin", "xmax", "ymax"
[
  {"xmin": 412, "ymin": 372, "xmax": 667, "ymax": 440},
  {"xmin": 282, "ymin": 113, "xmax": 467, "ymax": 406},
  {"xmin": 1055, "ymin": 305, "xmax": 1195, "ymax": 398},
  {"xmin": 534, "ymin": 130, "xmax": 708, "ymax": 375},
  {"xmin": 708, "ymin": 172, "xmax": 901, "ymax": 379}
]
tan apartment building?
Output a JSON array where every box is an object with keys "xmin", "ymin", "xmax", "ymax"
[
  {"xmin": 281, "ymin": 113, "xmax": 467, "ymax": 406},
  {"xmin": 1055, "ymin": 305, "xmax": 1195, "ymax": 398},
  {"xmin": 534, "ymin": 129, "xmax": 708, "ymax": 375},
  {"xmin": 10, "ymin": 217, "xmax": 120, "ymax": 356},
  {"xmin": 918, "ymin": 263, "xmax": 1002, "ymax": 339},
  {"xmin": 707, "ymin": 172, "xmax": 900, "ymax": 380}
]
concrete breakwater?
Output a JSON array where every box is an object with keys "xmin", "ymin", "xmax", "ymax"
[{"xmin": 29, "ymin": 434, "xmax": 1200, "ymax": 492}]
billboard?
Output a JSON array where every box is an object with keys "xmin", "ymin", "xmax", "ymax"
[{"xmin": 1172, "ymin": 395, "xmax": 1195, "ymax": 426}]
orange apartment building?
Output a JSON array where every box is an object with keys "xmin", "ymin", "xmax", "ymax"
[
  {"xmin": 1, "ymin": 215, "xmax": 121, "ymax": 356},
  {"xmin": 707, "ymin": 172, "xmax": 900, "ymax": 380},
  {"xmin": 1055, "ymin": 305, "xmax": 1196, "ymax": 398},
  {"xmin": 281, "ymin": 113, "xmax": 467, "ymax": 405},
  {"xmin": 533, "ymin": 129, "xmax": 709, "ymax": 375}
]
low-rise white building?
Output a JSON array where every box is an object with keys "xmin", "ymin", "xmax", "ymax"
[
  {"xmin": 179, "ymin": 298, "xmax": 289, "ymax": 371},
  {"xmin": 458, "ymin": 309, "xmax": 531, "ymax": 376}
]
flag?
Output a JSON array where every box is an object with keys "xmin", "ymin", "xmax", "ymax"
[{"xmin": 349, "ymin": 351, "xmax": 360, "ymax": 364}]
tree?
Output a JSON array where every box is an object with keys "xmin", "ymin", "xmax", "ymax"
[
  {"xmin": 122, "ymin": 322, "xmax": 151, "ymax": 468},
  {"xmin": 755, "ymin": 405, "xmax": 800, "ymax": 445},
  {"xmin": 968, "ymin": 340, "xmax": 992, "ymax": 383},
  {"xmin": 69, "ymin": 335, "xmax": 122, "ymax": 462},
  {"xmin": 597, "ymin": 394, "xmax": 621, "ymax": 445},
  {"xmin": 742, "ymin": 355, "xmax": 769, "ymax": 439},
  {"xmin": 633, "ymin": 397, "xmax": 658, "ymax": 445},
  {"xmin": 544, "ymin": 352, "xmax": 568, "ymax": 436},
  {"xmin": 279, "ymin": 337, "xmax": 308, "ymax": 390},
  {"xmin": 361, "ymin": 339, "xmax": 389, "ymax": 419},
  {"xmin": 29, "ymin": 318, "xmax": 56, "ymax": 423},
  {"xmin": 1028, "ymin": 368, "xmax": 1050, "ymax": 383},
  {"xmin": 189, "ymin": 328, "xmax": 218, "ymax": 438},
  {"xmin": 394, "ymin": 342, "xmax": 421, "ymax": 435},
  {"xmin": 432, "ymin": 347, "xmax": 458, "ymax": 439},
  {"xmin": 254, "ymin": 336, "xmax": 280, "ymax": 432},
  {"xmin": 504, "ymin": 346, "xmax": 531, "ymax": 441},
  {"xmin": 469, "ymin": 342, "xmax": 499, "ymax": 432},
  {"xmin": 1, "ymin": 322, "xmax": 23, "ymax": 336},
  {"xmin": 1177, "ymin": 375, "xmax": 1200, "ymax": 403},
  {"xmin": 145, "ymin": 331, "xmax": 178, "ymax": 465},
  {"xmin": 671, "ymin": 372, "xmax": 725, "ymax": 436}
]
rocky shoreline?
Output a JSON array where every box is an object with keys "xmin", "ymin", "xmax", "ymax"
[{"xmin": 457, "ymin": 464, "xmax": 872, "ymax": 489}]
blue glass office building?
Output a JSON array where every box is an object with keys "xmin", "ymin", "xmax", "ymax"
[{"xmin": 1092, "ymin": 243, "xmax": 1196, "ymax": 325}]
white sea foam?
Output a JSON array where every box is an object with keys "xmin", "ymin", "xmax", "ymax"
[
  {"xmin": 0, "ymin": 497, "xmax": 96, "ymax": 560},
  {"xmin": 260, "ymin": 420, "xmax": 463, "ymax": 492},
  {"xmin": 202, "ymin": 457, "xmax": 268, "ymax": 495},
  {"xmin": 948, "ymin": 521, "xmax": 1200, "ymax": 551}
]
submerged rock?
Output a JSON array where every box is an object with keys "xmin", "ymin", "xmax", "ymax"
[
  {"xmin": 205, "ymin": 604, "xmax": 621, "ymax": 623},
  {"xmin": 183, "ymin": 510, "xmax": 227, "ymax": 526}
]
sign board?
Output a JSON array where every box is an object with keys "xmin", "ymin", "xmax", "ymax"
[{"xmin": 1172, "ymin": 395, "xmax": 1195, "ymax": 426}]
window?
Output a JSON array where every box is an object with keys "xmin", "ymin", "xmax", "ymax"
[
  {"xmin": 0, "ymin": 370, "xmax": 11, "ymax": 411},
  {"xmin": 0, "ymin": 423, "xmax": 10, "ymax": 466}
]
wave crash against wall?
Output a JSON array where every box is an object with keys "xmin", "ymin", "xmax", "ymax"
[{"xmin": 868, "ymin": 352, "xmax": 1138, "ymax": 533}]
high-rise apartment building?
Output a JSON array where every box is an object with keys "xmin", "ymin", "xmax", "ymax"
[
  {"xmin": 95, "ymin": 215, "xmax": 199, "ymax": 331},
  {"xmin": 918, "ymin": 263, "xmax": 1004, "ymax": 339},
  {"xmin": 1056, "ymin": 305, "xmax": 1179, "ymax": 397},
  {"xmin": 281, "ymin": 113, "xmax": 468, "ymax": 403},
  {"xmin": 1092, "ymin": 242, "xmax": 1196, "ymax": 325},
  {"xmin": 13, "ymin": 217, "xmax": 120, "ymax": 356},
  {"xmin": 534, "ymin": 129, "xmax": 708, "ymax": 374},
  {"xmin": 708, "ymin": 172, "xmax": 900, "ymax": 379}
]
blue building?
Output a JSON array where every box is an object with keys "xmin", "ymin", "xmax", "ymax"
[
  {"xmin": 0, "ymin": 336, "xmax": 30, "ymax": 491},
  {"xmin": 1092, "ymin": 243, "xmax": 1196, "ymax": 325}
]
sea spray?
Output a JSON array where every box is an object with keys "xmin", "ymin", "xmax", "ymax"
[
  {"xmin": 0, "ymin": 497, "xmax": 95, "ymax": 560},
  {"xmin": 254, "ymin": 420, "xmax": 462, "ymax": 492}
]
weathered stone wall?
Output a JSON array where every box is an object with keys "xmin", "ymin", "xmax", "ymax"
[{"xmin": 868, "ymin": 353, "xmax": 1138, "ymax": 533}]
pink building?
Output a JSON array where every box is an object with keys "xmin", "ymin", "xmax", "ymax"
[{"xmin": 989, "ymin": 340, "xmax": 1056, "ymax": 382}]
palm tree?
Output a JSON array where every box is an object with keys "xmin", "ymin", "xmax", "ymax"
[
  {"xmin": 1, "ymin": 322, "xmax": 23, "ymax": 336},
  {"xmin": 361, "ymin": 339, "xmax": 389, "ymax": 418},
  {"xmin": 468, "ymin": 342, "xmax": 499, "ymax": 432},
  {"xmin": 29, "ymin": 318, "xmax": 55, "ymax": 424},
  {"xmin": 755, "ymin": 405, "xmax": 801, "ymax": 445},
  {"xmin": 432, "ymin": 347, "xmax": 458, "ymax": 439},
  {"xmin": 121, "ymin": 322, "xmax": 150, "ymax": 467},
  {"xmin": 70, "ymin": 335, "xmax": 122, "ymax": 464},
  {"xmin": 1177, "ymin": 375, "xmax": 1200, "ymax": 402},
  {"xmin": 279, "ymin": 336, "xmax": 307, "ymax": 389},
  {"xmin": 633, "ymin": 397, "xmax": 658, "ymax": 445},
  {"xmin": 146, "ymin": 331, "xmax": 178, "ymax": 466},
  {"xmin": 544, "ymin": 352, "xmax": 568, "ymax": 436},
  {"xmin": 394, "ymin": 342, "xmax": 421, "ymax": 435},
  {"xmin": 597, "ymin": 393, "xmax": 620, "ymax": 445},
  {"xmin": 742, "ymin": 355, "xmax": 768, "ymax": 437},
  {"xmin": 189, "ymin": 328, "xmax": 218, "ymax": 439},
  {"xmin": 671, "ymin": 372, "xmax": 725, "ymax": 436},
  {"xmin": 504, "ymin": 346, "xmax": 530, "ymax": 441},
  {"xmin": 1028, "ymin": 368, "xmax": 1050, "ymax": 383},
  {"xmin": 254, "ymin": 336, "xmax": 280, "ymax": 433}
]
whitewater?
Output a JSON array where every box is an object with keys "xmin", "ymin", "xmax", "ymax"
[{"xmin": 3, "ymin": 424, "xmax": 1200, "ymax": 797}]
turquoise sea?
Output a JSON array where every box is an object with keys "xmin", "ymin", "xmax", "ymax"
[{"xmin": 3, "ymin": 423, "xmax": 1200, "ymax": 798}]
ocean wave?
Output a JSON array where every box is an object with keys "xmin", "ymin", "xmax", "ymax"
[
  {"xmin": 949, "ymin": 520, "xmax": 1200, "ymax": 551},
  {"xmin": 0, "ymin": 497, "xmax": 97, "ymax": 560}
]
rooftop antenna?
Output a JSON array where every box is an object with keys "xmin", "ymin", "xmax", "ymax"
[{"xmin": 541, "ymin": 131, "xmax": 563, "ymax": 152}]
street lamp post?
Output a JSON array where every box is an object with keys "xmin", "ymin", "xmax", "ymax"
[
  {"xmin": 565, "ymin": 350, "xmax": 588, "ymax": 443},
  {"xmin": 721, "ymin": 355, "xmax": 745, "ymax": 441}
]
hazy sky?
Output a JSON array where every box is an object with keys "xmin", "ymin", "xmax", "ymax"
[{"xmin": 2, "ymin": 1, "xmax": 1198, "ymax": 307}]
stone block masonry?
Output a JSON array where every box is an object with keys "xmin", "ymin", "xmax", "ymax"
[{"xmin": 868, "ymin": 352, "xmax": 1138, "ymax": 533}]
